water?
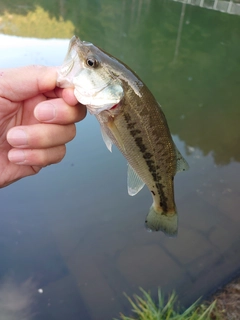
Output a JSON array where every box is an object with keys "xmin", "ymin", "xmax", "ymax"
[{"xmin": 0, "ymin": 1, "xmax": 240, "ymax": 319}]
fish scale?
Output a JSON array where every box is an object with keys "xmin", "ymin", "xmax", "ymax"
[
  {"xmin": 98, "ymin": 84, "xmax": 177, "ymax": 212},
  {"xmin": 57, "ymin": 35, "xmax": 189, "ymax": 236}
]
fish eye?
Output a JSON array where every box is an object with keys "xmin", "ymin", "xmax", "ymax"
[{"xmin": 86, "ymin": 57, "xmax": 98, "ymax": 68}]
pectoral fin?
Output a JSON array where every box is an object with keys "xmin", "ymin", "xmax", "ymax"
[
  {"xmin": 107, "ymin": 119, "xmax": 126, "ymax": 153},
  {"xmin": 100, "ymin": 127, "xmax": 113, "ymax": 152},
  {"xmin": 127, "ymin": 164, "xmax": 145, "ymax": 196}
]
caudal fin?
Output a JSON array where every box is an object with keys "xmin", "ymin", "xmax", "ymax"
[{"xmin": 145, "ymin": 205, "xmax": 178, "ymax": 236}]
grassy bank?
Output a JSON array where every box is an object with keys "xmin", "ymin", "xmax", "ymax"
[
  {"xmin": 115, "ymin": 288, "xmax": 222, "ymax": 320},
  {"xmin": 116, "ymin": 274, "xmax": 240, "ymax": 319}
]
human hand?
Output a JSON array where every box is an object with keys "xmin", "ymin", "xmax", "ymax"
[{"xmin": 0, "ymin": 65, "xmax": 86, "ymax": 188}]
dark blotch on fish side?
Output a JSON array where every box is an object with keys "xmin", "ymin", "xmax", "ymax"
[
  {"xmin": 146, "ymin": 159, "xmax": 155, "ymax": 172},
  {"xmin": 127, "ymin": 122, "xmax": 137, "ymax": 130},
  {"xmin": 130, "ymin": 129, "xmax": 141, "ymax": 137},
  {"xmin": 143, "ymin": 152, "xmax": 153, "ymax": 159},
  {"xmin": 124, "ymin": 110, "xmax": 169, "ymax": 214},
  {"xmin": 156, "ymin": 182, "xmax": 168, "ymax": 212},
  {"xmin": 123, "ymin": 112, "xmax": 131, "ymax": 122},
  {"xmin": 135, "ymin": 137, "xmax": 147, "ymax": 153},
  {"xmin": 152, "ymin": 172, "xmax": 158, "ymax": 181}
]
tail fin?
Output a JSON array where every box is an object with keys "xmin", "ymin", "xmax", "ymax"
[{"xmin": 145, "ymin": 205, "xmax": 178, "ymax": 237}]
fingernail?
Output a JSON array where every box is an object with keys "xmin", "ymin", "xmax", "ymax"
[
  {"xmin": 8, "ymin": 150, "xmax": 25, "ymax": 164},
  {"xmin": 7, "ymin": 129, "xmax": 28, "ymax": 146},
  {"xmin": 35, "ymin": 103, "xmax": 56, "ymax": 121}
]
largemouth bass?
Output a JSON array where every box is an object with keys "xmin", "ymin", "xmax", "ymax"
[{"xmin": 57, "ymin": 36, "xmax": 189, "ymax": 236}]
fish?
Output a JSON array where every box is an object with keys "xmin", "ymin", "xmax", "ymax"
[{"xmin": 57, "ymin": 35, "xmax": 189, "ymax": 236}]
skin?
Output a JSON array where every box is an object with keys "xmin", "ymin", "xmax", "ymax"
[{"xmin": 0, "ymin": 65, "xmax": 86, "ymax": 188}]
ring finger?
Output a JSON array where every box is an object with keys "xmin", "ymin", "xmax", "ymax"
[
  {"xmin": 7, "ymin": 123, "xmax": 76, "ymax": 149},
  {"xmin": 8, "ymin": 145, "xmax": 66, "ymax": 166}
]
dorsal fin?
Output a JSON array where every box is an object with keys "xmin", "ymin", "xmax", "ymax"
[{"xmin": 175, "ymin": 146, "xmax": 189, "ymax": 173}]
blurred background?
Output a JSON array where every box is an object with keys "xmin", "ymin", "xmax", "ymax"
[{"xmin": 0, "ymin": 1, "xmax": 239, "ymax": 319}]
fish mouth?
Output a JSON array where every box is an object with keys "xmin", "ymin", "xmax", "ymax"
[
  {"xmin": 59, "ymin": 36, "xmax": 124, "ymax": 115},
  {"xmin": 73, "ymin": 37, "xmax": 96, "ymax": 59},
  {"xmin": 87, "ymin": 103, "xmax": 119, "ymax": 115},
  {"xmin": 75, "ymin": 37, "xmax": 96, "ymax": 47}
]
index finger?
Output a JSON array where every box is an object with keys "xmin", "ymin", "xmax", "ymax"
[
  {"xmin": 52, "ymin": 87, "xmax": 79, "ymax": 106},
  {"xmin": 0, "ymin": 65, "xmax": 57, "ymax": 101}
]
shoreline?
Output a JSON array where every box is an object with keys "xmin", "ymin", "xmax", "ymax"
[{"xmin": 205, "ymin": 271, "xmax": 240, "ymax": 319}]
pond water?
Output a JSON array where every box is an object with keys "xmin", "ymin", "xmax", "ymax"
[{"xmin": 0, "ymin": 1, "xmax": 240, "ymax": 319}]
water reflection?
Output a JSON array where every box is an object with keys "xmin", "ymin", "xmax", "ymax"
[
  {"xmin": 1, "ymin": 0, "xmax": 239, "ymax": 164},
  {"xmin": 0, "ymin": 1, "xmax": 240, "ymax": 320},
  {"xmin": 0, "ymin": 6, "xmax": 74, "ymax": 38},
  {"xmin": 0, "ymin": 277, "xmax": 35, "ymax": 320}
]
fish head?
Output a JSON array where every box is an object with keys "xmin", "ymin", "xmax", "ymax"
[{"xmin": 57, "ymin": 36, "xmax": 124, "ymax": 115}]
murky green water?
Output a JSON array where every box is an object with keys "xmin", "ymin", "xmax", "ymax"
[{"xmin": 0, "ymin": 1, "xmax": 240, "ymax": 319}]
